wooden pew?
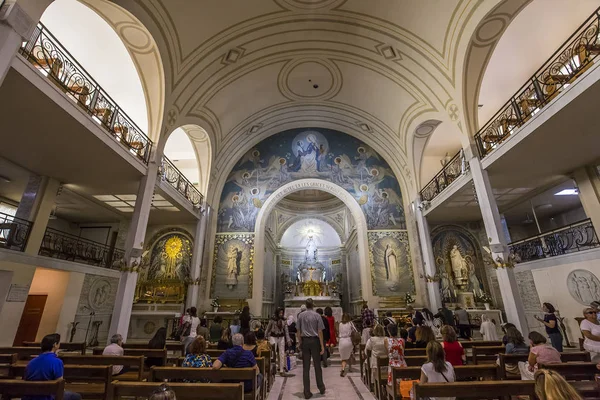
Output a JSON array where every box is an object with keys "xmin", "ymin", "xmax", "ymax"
[
  {"xmin": 150, "ymin": 367, "xmax": 259, "ymax": 400},
  {"xmin": 60, "ymin": 355, "xmax": 144, "ymax": 381},
  {"xmin": 499, "ymin": 352, "xmax": 591, "ymax": 379},
  {"xmin": 0, "ymin": 378, "xmax": 65, "ymax": 400},
  {"xmin": 63, "ymin": 365, "xmax": 112, "ymax": 400},
  {"xmin": 0, "ymin": 354, "xmax": 16, "ymax": 378},
  {"xmin": 472, "ymin": 346, "xmax": 506, "ymax": 365},
  {"xmin": 359, "ymin": 343, "xmax": 366, "ymax": 385},
  {"xmin": 386, "ymin": 364, "xmax": 501, "ymax": 400},
  {"xmin": 207, "ymin": 349, "xmax": 225, "ymax": 358},
  {"xmin": 540, "ymin": 362, "xmax": 599, "ymax": 397},
  {"xmin": 459, "ymin": 340, "xmax": 503, "ymax": 349},
  {"xmin": 413, "ymin": 380, "xmax": 537, "ymax": 399},
  {"xmin": 365, "ymin": 349, "xmax": 373, "ymax": 391},
  {"xmin": 0, "ymin": 346, "xmax": 42, "ymax": 360},
  {"xmin": 23, "ymin": 341, "xmax": 86, "ymax": 354},
  {"xmin": 110, "ymin": 381, "xmax": 244, "ymax": 400},
  {"xmin": 122, "ymin": 342, "xmax": 183, "ymax": 352},
  {"xmin": 92, "ymin": 347, "xmax": 168, "ymax": 366},
  {"xmin": 403, "ymin": 348, "xmax": 426, "ymax": 356},
  {"xmin": 258, "ymin": 350, "xmax": 272, "ymax": 392},
  {"xmin": 404, "ymin": 355, "xmax": 427, "ymax": 367},
  {"xmin": 374, "ymin": 356, "xmax": 389, "ymax": 400}
]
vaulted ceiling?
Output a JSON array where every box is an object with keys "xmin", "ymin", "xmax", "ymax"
[{"xmin": 112, "ymin": 0, "xmax": 521, "ymax": 201}]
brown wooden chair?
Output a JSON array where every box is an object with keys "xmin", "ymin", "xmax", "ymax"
[
  {"xmin": 413, "ymin": 380, "xmax": 537, "ymax": 399},
  {"xmin": 0, "ymin": 346, "xmax": 42, "ymax": 360},
  {"xmin": 92, "ymin": 347, "xmax": 168, "ymax": 367},
  {"xmin": 0, "ymin": 354, "xmax": 16, "ymax": 378},
  {"xmin": 0, "ymin": 378, "xmax": 65, "ymax": 400},
  {"xmin": 110, "ymin": 381, "xmax": 244, "ymax": 400},
  {"xmin": 403, "ymin": 348, "xmax": 426, "ymax": 357},
  {"xmin": 63, "ymin": 365, "xmax": 112, "ymax": 400},
  {"xmin": 22, "ymin": 342, "xmax": 86, "ymax": 354},
  {"xmin": 60, "ymin": 355, "xmax": 144, "ymax": 381}
]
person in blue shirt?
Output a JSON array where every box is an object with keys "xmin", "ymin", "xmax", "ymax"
[
  {"xmin": 212, "ymin": 333, "xmax": 262, "ymax": 393},
  {"xmin": 24, "ymin": 333, "xmax": 81, "ymax": 400}
]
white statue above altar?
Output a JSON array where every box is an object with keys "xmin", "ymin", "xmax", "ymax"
[
  {"xmin": 305, "ymin": 235, "xmax": 318, "ymax": 262},
  {"xmin": 450, "ymin": 245, "xmax": 468, "ymax": 280}
]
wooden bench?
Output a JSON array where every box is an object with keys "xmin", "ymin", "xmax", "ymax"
[
  {"xmin": 92, "ymin": 347, "xmax": 168, "ymax": 366},
  {"xmin": 374, "ymin": 356, "xmax": 389, "ymax": 400},
  {"xmin": 122, "ymin": 342, "xmax": 183, "ymax": 352},
  {"xmin": 60, "ymin": 355, "xmax": 144, "ymax": 381},
  {"xmin": 403, "ymin": 348, "xmax": 426, "ymax": 356},
  {"xmin": 359, "ymin": 343, "xmax": 366, "ymax": 385},
  {"xmin": 0, "ymin": 346, "xmax": 42, "ymax": 360},
  {"xmin": 23, "ymin": 341, "xmax": 86, "ymax": 354},
  {"xmin": 540, "ymin": 362, "xmax": 599, "ymax": 397},
  {"xmin": 63, "ymin": 365, "xmax": 111, "ymax": 400},
  {"xmin": 413, "ymin": 380, "xmax": 537, "ymax": 399},
  {"xmin": 459, "ymin": 340, "xmax": 503, "ymax": 349},
  {"xmin": 499, "ymin": 352, "xmax": 591, "ymax": 379},
  {"xmin": 0, "ymin": 354, "xmax": 16, "ymax": 378},
  {"xmin": 472, "ymin": 346, "xmax": 506, "ymax": 365},
  {"xmin": 404, "ymin": 355, "xmax": 427, "ymax": 366},
  {"xmin": 110, "ymin": 381, "xmax": 244, "ymax": 400},
  {"xmin": 258, "ymin": 350, "xmax": 272, "ymax": 392},
  {"xmin": 150, "ymin": 367, "xmax": 259, "ymax": 400},
  {"xmin": 206, "ymin": 349, "xmax": 225, "ymax": 358},
  {"xmin": 0, "ymin": 378, "xmax": 65, "ymax": 400},
  {"xmin": 386, "ymin": 364, "xmax": 501, "ymax": 400}
]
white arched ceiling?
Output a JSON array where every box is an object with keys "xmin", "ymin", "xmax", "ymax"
[
  {"xmin": 477, "ymin": 0, "xmax": 600, "ymax": 127},
  {"xmin": 41, "ymin": 0, "xmax": 148, "ymax": 133},
  {"xmin": 280, "ymin": 218, "xmax": 342, "ymax": 248},
  {"xmin": 418, "ymin": 122, "xmax": 464, "ymax": 188}
]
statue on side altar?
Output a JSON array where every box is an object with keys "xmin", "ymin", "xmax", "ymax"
[
  {"xmin": 226, "ymin": 246, "xmax": 241, "ymax": 289},
  {"xmin": 450, "ymin": 245, "xmax": 468, "ymax": 280}
]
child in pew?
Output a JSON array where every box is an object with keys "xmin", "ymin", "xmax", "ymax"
[
  {"xmin": 150, "ymin": 384, "xmax": 177, "ymax": 400},
  {"xmin": 182, "ymin": 336, "xmax": 213, "ymax": 383},
  {"xmin": 419, "ymin": 341, "xmax": 456, "ymax": 400},
  {"xmin": 534, "ymin": 369, "xmax": 582, "ymax": 400},
  {"xmin": 518, "ymin": 331, "xmax": 561, "ymax": 380}
]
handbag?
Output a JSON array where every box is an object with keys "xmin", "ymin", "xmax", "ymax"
[
  {"xmin": 178, "ymin": 321, "xmax": 191, "ymax": 338},
  {"xmin": 350, "ymin": 322, "xmax": 361, "ymax": 346},
  {"xmin": 398, "ymin": 379, "xmax": 418, "ymax": 399}
]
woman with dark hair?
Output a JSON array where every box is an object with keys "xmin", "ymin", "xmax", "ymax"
[
  {"xmin": 209, "ymin": 316, "xmax": 223, "ymax": 343},
  {"xmin": 217, "ymin": 327, "xmax": 232, "ymax": 350},
  {"xmin": 502, "ymin": 326, "xmax": 530, "ymax": 377},
  {"xmin": 146, "ymin": 327, "xmax": 167, "ymax": 367},
  {"xmin": 266, "ymin": 307, "xmax": 291, "ymax": 376},
  {"xmin": 243, "ymin": 331, "xmax": 259, "ymax": 356},
  {"xmin": 419, "ymin": 341, "xmax": 456, "ymax": 387},
  {"xmin": 415, "ymin": 326, "xmax": 436, "ymax": 348},
  {"xmin": 240, "ymin": 306, "xmax": 251, "ymax": 336},
  {"xmin": 182, "ymin": 336, "xmax": 212, "ymax": 383},
  {"xmin": 518, "ymin": 331, "xmax": 561, "ymax": 380},
  {"xmin": 501, "ymin": 322, "xmax": 516, "ymax": 345},
  {"xmin": 441, "ymin": 325, "xmax": 465, "ymax": 366},
  {"xmin": 324, "ymin": 306, "xmax": 337, "ymax": 348},
  {"xmin": 535, "ymin": 302, "xmax": 563, "ymax": 352},
  {"xmin": 338, "ymin": 313, "xmax": 355, "ymax": 377}
]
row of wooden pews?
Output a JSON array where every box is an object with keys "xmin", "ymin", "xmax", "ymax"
[
  {"xmin": 359, "ymin": 340, "xmax": 600, "ymax": 400},
  {"xmin": 0, "ymin": 344, "xmax": 275, "ymax": 400}
]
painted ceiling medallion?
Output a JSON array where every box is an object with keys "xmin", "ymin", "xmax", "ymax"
[
  {"xmin": 274, "ymin": 0, "xmax": 347, "ymax": 11},
  {"xmin": 278, "ymin": 58, "xmax": 342, "ymax": 101}
]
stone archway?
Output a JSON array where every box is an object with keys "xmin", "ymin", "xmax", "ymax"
[{"xmin": 252, "ymin": 179, "xmax": 371, "ymax": 314}]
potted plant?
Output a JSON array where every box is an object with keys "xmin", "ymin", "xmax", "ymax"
[
  {"xmin": 477, "ymin": 292, "xmax": 493, "ymax": 310},
  {"xmin": 210, "ymin": 297, "xmax": 220, "ymax": 312}
]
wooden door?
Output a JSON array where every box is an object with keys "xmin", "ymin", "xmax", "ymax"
[{"xmin": 13, "ymin": 294, "xmax": 47, "ymax": 346}]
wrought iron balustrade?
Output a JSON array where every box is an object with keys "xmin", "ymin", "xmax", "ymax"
[
  {"xmin": 19, "ymin": 23, "xmax": 153, "ymax": 164},
  {"xmin": 160, "ymin": 156, "xmax": 204, "ymax": 209},
  {"xmin": 39, "ymin": 227, "xmax": 124, "ymax": 269},
  {"xmin": 419, "ymin": 149, "xmax": 468, "ymax": 202},
  {"xmin": 509, "ymin": 218, "xmax": 600, "ymax": 263},
  {"xmin": 475, "ymin": 7, "xmax": 600, "ymax": 157},
  {"xmin": 0, "ymin": 212, "xmax": 32, "ymax": 252}
]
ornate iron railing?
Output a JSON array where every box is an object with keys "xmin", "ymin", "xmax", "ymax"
[
  {"xmin": 0, "ymin": 212, "xmax": 32, "ymax": 252},
  {"xmin": 475, "ymin": 7, "xmax": 600, "ymax": 157},
  {"xmin": 509, "ymin": 218, "xmax": 600, "ymax": 263},
  {"xmin": 419, "ymin": 149, "xmax": 468, "ymax": 202},
  {"xmin": 19, "ymin": 23, "xmax": 153, "ymax": 164},
  {"xmin": 39, "ymin": 227, "xmax": 125, "ymax": 269},
  {"xmin": 160, "ymin": 156, "xmax": 204, "ymax": 208}
]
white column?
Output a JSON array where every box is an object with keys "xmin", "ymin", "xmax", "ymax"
[
  {"xmin": 573, "ymin": 166, "xmax": 600, "ymax": 231},
  {"xmin": 108, "ymin": 157, "xmax": 160, "ymax": 342},
  {"xmin": 469, "ymin": 155, "xmax": 528, "ymax": 335},
  {"xmin": 22, "ymin": 177, "xmax": 60, "ymax": 255},
  {"xmin": 0, "ymin": 2, "xmax": 39, "ymax": 87},
  {"xmin": 414, "ymin": 198, "xmax": 442, "ymax": 310},
  {"xmin": 186, "ymin": 206, "xmax": 209, "ymax": 309}
]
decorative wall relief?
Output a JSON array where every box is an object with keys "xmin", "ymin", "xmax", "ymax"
[
  {"xmin": 74, "ymin": 274, "xmax": 118, "ymax": 346},
  {"xmin": 431, "ymin": 225, "xmax": 488, "ymax": 303},
  {"xmin": 217, "ymin": 128, "xmax": 406, "ymax": 233},
  {"xmin": 567, "ymin": 269, "xmax": 600, "ymax": 305},
  {"xmin": 211, "ymin": 233, "xmax": 254, "ymax": 298},
  {"xmin": 368, "ymin": 231, "xmax": 414, "ymax": 296}
]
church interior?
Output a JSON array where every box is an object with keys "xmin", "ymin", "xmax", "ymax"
[{"xmin": 0, "ymin": 0, "xmax": 600, "ymax": 398}]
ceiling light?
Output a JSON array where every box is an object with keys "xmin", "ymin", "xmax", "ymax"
[
  {"xmin": 94, "ymin": 195, "xmax": 118, "ymax": 201},
  {"xmin": 153, "ymin": 200, "xmax": 172, "ymax": 207},
  {"xmin": 116, "ymin": 195, "xmax": 137, "ymax": 201},
  {"xmin": 116, "ymin": 207, "xmax": 134, "ymax": 212},
  {"xmin": 105, "ymin": 201, "xmax": 129, "ymax": 207},
  {"xmin": 555, "ymin": 189, "xmax": 579, "ymax": 196}
]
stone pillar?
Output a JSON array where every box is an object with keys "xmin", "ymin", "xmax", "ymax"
[
  {"xmin": 573, "ymin": 166, "xmax": 600, "ymax": 232},
  {"xmin": 108, "ymin": 154, "xmax": 161, "ymax": 342},
  {"xmin": 20, "ymin": 176, "xmax": 60, "ymax": 255},
  {"xmin": 186, "ymin": 206, "xmax": 209, "ymax": 309},
  {"xmin": 469, "ymin": 156, "xmax": 528, "ymax": 334},
  {"xmin": 0, "ymin": 2, "xmax": 36, "ymax": 87},
  {"xmin": 414, "ymin": 197, "xmax": 442, "ymax": 310}
]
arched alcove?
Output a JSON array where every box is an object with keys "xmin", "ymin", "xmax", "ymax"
[{"xmin": 280, "ymin": 219, "xmax": 341, "ymax": 248}]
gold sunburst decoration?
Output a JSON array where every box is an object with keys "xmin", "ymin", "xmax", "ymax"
[{"xmin": 165, "ymin": 236, "xmax": 183, "ymax": 259}]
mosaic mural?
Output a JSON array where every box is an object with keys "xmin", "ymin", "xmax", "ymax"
[
  {"xmin": 368, "ymin": 231, "xmax": 414, "ymax": 296},
  {"xmin": 431, "ymin": 225, "xmax": 488, "ymax": 302},
  {"xmin": 211, "ymin": 233, "xmax": 254, "ymax": 298},
  {"xmin": 146, "ymin": 232, "xmax": 192, "ymax": 281},
  {"xmin": 217, "ymin": 128, "xmax": 406, "ymax": 232}
]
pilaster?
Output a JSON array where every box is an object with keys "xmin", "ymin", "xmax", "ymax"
[
  {"xmin": 573, "ymin": 166, "xmax": 600, "ymax": 232},
  {"xmin": 186, "ymin": 206, "xmax": 209, "ymax": 309},
  {"xmin": 0, "ymin": 2, "xmax": 38, "ymax": 87},
  {"xmin": 23, "ymin": 177, "xmax": 60, "ymax": 255},
  {"xmin": 414, "ymin": 197, "xmax": 442, "ymax": 310},
  {"xmin": 469, "ymin": 156, "xmax": 528, "ymax": 334}
]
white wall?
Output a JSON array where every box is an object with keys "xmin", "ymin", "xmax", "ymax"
[
  {"xmin": 0, "ymin": 262, "xmax": 36, "ymax": 346},
  {"xmin": 29, "ymin": 268, "xmax": 71, "ymax": 341},
  {"xmin": 280, "ymin": 219, "xmax": 341, "ymax": 248},
  {"xmin": 55, "ymin": 272, "xmax": 85, "ymax": 340}
]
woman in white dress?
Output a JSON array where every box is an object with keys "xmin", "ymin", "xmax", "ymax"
[
  {"xmin": 338, "ymin": 313, "xmax": 355, "ymax": 377},
  {"xmin": 181, "ymin": 307, "xmax": 200, "ymax": 354},
  {"xmin": 479, "ymin": 314, "xmax": 499, "ymax": 341},
  {"xmin": 580, "ymin": 307, "xmax": 600, "ymax": 362}
]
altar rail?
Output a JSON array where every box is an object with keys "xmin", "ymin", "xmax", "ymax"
[
  {"xmin": 509, "ymin": 218, "xmax": 600, "ymax": 263},
  {"xmin": 475, "ymin": 6, "xmax": 600, "ymax": 157}
]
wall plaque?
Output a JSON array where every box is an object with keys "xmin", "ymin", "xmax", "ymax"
[{"xmin": 6, "ymin": 284, "xmax": 30, "ymax": 302}]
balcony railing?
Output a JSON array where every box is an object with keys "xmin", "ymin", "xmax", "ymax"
[
  {"xmin": 19, "ymin": 23, "xmax": 152, "ymax": 164},
  {"xmin": 509, "ymin": 218, "xmax": 600, "ymax": 263},
  {"xmin": 0, "ymin": 212, "xmax": 31, "ymax": 252},
  {"xmin": 160, "ymin": 157, "xmax": 204, "ymax": 209},
  {"xmin": 419, "ymin": 149, "xmax": 468, "ymax": 202},
  {"xmin": 475, "ymin": 7, "xmax": 600, "ymax": 158},
  {"xmin": 39, "ymin": 227, "xmax": 124, "ymax": 269}
]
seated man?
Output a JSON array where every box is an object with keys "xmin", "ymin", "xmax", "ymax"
[
  {"xmin": 24, "ymin": 333, "xmax": 81, "ymax": 400},
  {"xmin": 102, "ymin": 333, "xmax": 128, "ymax": 375},
  {"xmin": 213, "ymin": 333, "xmax": 262, "ymax": 393}
]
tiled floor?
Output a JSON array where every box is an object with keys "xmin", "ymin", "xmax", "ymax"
[{"xmin": 267, "ymin": 364, "xmax": 376, "ymax": 400}]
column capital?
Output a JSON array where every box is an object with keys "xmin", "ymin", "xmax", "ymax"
[{"xmin": 1, "ymin": 2, "xmax": 35, "ymax": 38}]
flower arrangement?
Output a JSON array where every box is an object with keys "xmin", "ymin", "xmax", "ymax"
[
  {"xmin": 210, "ymin": 297, "xmax": 220, "ymax": 309},
  {"xmin": 477, "ymin": 292, "xmax": 493, "ymax": 304},
  {"xmin": 405, "ymin": 292, "xmax": 415, "ymax": 304}
]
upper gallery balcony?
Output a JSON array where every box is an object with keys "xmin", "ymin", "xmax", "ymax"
[{"xmin": 419, "ymin": 149, "xmax": 469, "ymax": 203}]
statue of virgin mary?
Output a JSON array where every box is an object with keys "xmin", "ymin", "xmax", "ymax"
[{"xmin": 384, "ymin": 244, "xmax": 398, "ymax": 282}]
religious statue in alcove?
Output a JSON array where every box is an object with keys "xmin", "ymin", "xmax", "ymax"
[
  {"xmin": 384, "ymin": 244, "xmax": 398, "ymax": 281},
  {"xmin": 226, "ymin": 246, "xmax": 242, "ymax": 289},
  {"xmin": 450, "ymin": 245, "xmax": 468, "ymax": 281}
]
